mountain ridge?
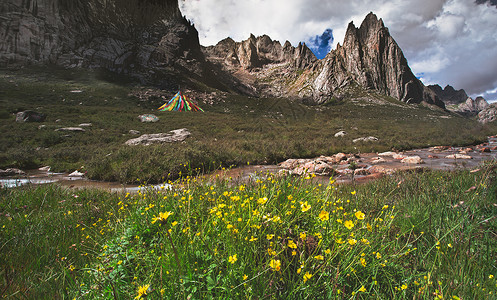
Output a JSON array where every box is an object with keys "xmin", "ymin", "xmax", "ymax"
[
  {"xmin": 0, "ymin": 3, "xmax": 453, "ymax": 109},
  {"xmin": 204, "ymin": 12, "xmax": 444, "ymax": 108}
]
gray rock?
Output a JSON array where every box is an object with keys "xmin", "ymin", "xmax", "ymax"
[
  {"xmin": 353, "ymin": 136, "xmax": 379, "ymax": 143},
  {"xmin": 334, "ymin": 130, "xmax": 347, "ymax": 137},
  {"xmin": 138, "ymin": 114, "xmax": 159, "ymax": 123},
  {"xmin": 68, "ymin": 171, "xmax": 85, "ymax": 177},
  {"xmin": 401, "ymin": 156, "xmax": 424, "ymax": 164},
  {"xmin": 129, "ymin": 130, "xmax": 141, "ymax": 135},
  {"xmin": 55, "ymin": 127, "xmax": 85, "ymax": 132},
  {"xmin": 478, "ymin": 104, "xmax": 497, "ymax": 124},
  {"xmin": 445, "ymin": 154, "xmax": 472, "ymax": 159},
  {"xmin": 16, "ymin": 111, "xmax": 46, "ymax": 123},
  {"xmin": 370, "ymin": 157, "xmax": 387, "ymax": 164},
  {"xmin": 78, "ymin": 123, "xmax": 92, "ymax": 127},
  {"xmin": 0, "ymin": 168, "xmax": 26, "ymax": 177},
  {"xmin": 125, "ymin": 128, "xmax": 191, "ymax": 146}
]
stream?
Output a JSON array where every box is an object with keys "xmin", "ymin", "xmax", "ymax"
[{"xmin": 1, "ymin": 137, "xmax": 496, "ymax": 192}]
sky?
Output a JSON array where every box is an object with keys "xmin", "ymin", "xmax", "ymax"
[{"xmin": 180, "ymin": 0, "xmax": 497, "ymax": 103}]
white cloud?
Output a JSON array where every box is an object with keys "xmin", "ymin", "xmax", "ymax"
[{"xmin": 180, "ymin": 0, "xmax": 497, "ymax": 101}]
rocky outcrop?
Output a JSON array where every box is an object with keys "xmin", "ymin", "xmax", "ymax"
[
  {"xmin": 0, "ymin": 0, "xmax": 207, "ymax": 82},
  {"xmin": 478, "ymin": 103, "xmax": 497, "ymax": 124},
  {"xmin": 15, "ymin": 110, "xmax": 46, "ymax": 122},
  {"xmin": 125, "ymin": 128, "xmax": 190, "ymax": 146},
  {"xmin": 428, "ymin": 84, "xmax": 468, "ymax": 105},
  {"xmin": 428, "ymin": 84, "xmax": 488, "ymax": 116},
  {"xmin": 453, "ymin": 96, "xmax": 489, "ymax": 116},
  {"xmin": 315, "ymin": 13, "xmax": 443, "ymax": 107}
]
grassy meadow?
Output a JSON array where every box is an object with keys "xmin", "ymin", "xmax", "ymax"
[
  {"xmin": 1, "ymin": 162, "xmax": 497, "ymax": 299},
  {"xmin": 1, "ymin": 66, "xmax": 496, "ymax": 183}
]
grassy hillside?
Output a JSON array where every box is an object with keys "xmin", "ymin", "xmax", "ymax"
[
  {"xmin": 0, "ymin": 66, "xmax": 495, "ymax": 183},
  {"xmin": 1, "ymin": 162, "xmax": 496, "ymax": 298}
]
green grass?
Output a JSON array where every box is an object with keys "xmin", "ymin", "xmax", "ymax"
[
  {"xmin": 1, "ymin": 162, "xmax": 497, "ymax": 298},
  {"xmin": 1, "ymin": 66, "xmax": 496, "ymax": 183}
]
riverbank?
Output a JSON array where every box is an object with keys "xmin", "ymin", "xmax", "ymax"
[{"xmin": 2, "ymin": 136, "xmax": 496, "ymax": 191}]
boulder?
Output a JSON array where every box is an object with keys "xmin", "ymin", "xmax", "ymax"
[
  {"xmin": 370, "ymin": 157, "xmax": 386, "ymax": 164},
  {"xmin": 279, "ymin": 159, "xmax": 310, "ymax": 170},
  {"xmin": 354, "ymin": 168, "xmax": 370, "ymax": 176},
  {"xmin": 401, "ymin": 156, "xmax": 424, "ymax": 164},
  {"xmin": 55, "ymin": 127, "xmax": 85, "ymax": 132},
  {"xmin": 378, "ymin": 151, "xmax": 396, "ymax": 157},
  {"xmin": 138, "ymin": 114, "xmax": 159, "ymax": 123},
  {"xmin": 353, "ymin": 136, "xmax": 378, "ymax": 143},
  {"xmin": 16, "ymin": 111, "xmax": 46, "ymax": 123},
  {"xmin": 68, "ymin": 170, "xmax": 85, "ymax": 177},
  {"xmin": 369, "ymin": 165, "xmax": 396, "ymax": 175},
  {"xmin": 125, "ymin": 128, "xmax": 191, "ymax": 146},
  {"xmin": 0, "ymin": 168, "xmax": 26, "ymax": 177},
  {"xmin": 332, "ymin": 153, "xmax": 347, "ymax": 164},
  {"xmin": 445, "ymin": 154, "xmax": 472, "ymax": 159},
  {"xmin": 313, "ymin": 163, "xmax": 335, "ymax": 175}
]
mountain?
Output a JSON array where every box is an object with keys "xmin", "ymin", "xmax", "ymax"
[
  {"xmin": 0, "ymin": 0, "xmax": 245, "ymax": 91},
  {"xmin": 204, "ymin": 12, "xmax": 444, "ymax": 107},
  {"xmin": 428, "ymin": 84, "xmax": 469, "ymax": 105},
  {"xmin": 1, "ymin": 3, "xmax": 445, "ymax": 108},
  {"xmin": 428, "ymin": 84, "xmax": 489, "ymax": 116}
]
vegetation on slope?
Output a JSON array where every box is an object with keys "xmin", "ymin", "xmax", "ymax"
[
  {"xmin": 1, "ymin": 67, "xmax": 495, "ymax": 183},
  {"xmin": 1, "ymin": 162, "xmax": 496, "ymax": 298}
]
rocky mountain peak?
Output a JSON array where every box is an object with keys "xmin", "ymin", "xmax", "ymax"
[
  {"xmin": 333, "ymin": 12, "xmax": 443, "ymax": 106},
  {"xmin": 428, "ymin": 84, "xmax": 469, "ymax": 105},
  {"xmin": 204, "ymin": 34, "xmax": 317, "ymax": 71}
]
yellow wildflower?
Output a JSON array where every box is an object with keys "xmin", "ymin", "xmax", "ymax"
[
  {"xmin": 348, "ymin": 238, "xmax": 357, "ymax": 245},
  {"xmin": 301, "ymin": 201, "xmax": 311, "ymax": 212},
  {"xmin": 266, "ymin": 234, "xmax": 275, "ymax": 240},
  {"xmin": 344, "ymin": 220, "xmax": 354, "ymax": 229},
  {"xmin": 355, "ymin": 211, "xmax": 365, "ymax": 220},
  {"xmin": 288, "ymin": 240, "xmax": 297, "ymax": 249},
  {"xmin": 314, "ymin": 255, "xmax": 324, "ymax": 261},
  {"xmin": 135, "ymin": 284, "xmax": 150, "ymax": 299},
  {"xmin": 249, "ymin": 236, "xmax": 258, "ymax": 242},
  {"xmin": 243, "ymin": 274, "xmax": 248, "ymax": 280},
  {"xmin": 351, "ymin": 190, "xmax": 356, "ymax": 195},
  {"xmin": 257, "ymin": 197, "xmax": 268, "ymax": 205},
  {"xmin": 228, "ymin": 254, "xmax": 237, "ymax": 264},
  {"xmin": 319, "ymin": 210, "xmax": 330, "ymax": 221},
  {"xmin": 300, "ymin": 232, "xmax": 307, "ymax": 241},
  {"xmin": 303, "ymin": 272, "xmax": 313, "ymax": 283},
  {"xmin": 152, "ymin": 211, "xmax": 173, "ymax": 224},
  {"xmin": 358, "ymin": 286, "xmax": 366, "ymax": 292},
  {"xmin": 269, "ymin": 259, "xmax": 281, "ymax": 272},
  {"xmin": 360, "ymin": 257, "xmax": 367, "ymax": 267}
]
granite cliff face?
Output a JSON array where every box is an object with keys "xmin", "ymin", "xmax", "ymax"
[
  {"xmin": 205, "ymin": 13, "xmax": 444, "ymax": 107},
  {"xmin": 0, "ymin": 0, "xmax": 207, "ymax": 83}
]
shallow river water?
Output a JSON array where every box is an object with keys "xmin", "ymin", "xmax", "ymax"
[{"xmin": 1, "ymin": 137, "xmax": 496, "ymax": 192}]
